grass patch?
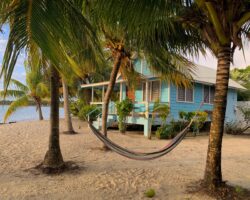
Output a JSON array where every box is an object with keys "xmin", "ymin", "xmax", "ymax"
[{"xmin": 144, "ymin": 188, "xmax": 156, "ymax": 198}]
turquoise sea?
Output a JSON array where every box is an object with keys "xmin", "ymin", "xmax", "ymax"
[{"xmin": 0, "ymin": 105, "xmax": 64, "ymax": 123}]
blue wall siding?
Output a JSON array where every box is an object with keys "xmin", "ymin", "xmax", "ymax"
[
  {"xmin": 225, "ymin": 89, "xmax": 237, "ymax": 122},
  {"xmin": 134, "ymin": 59, "xmax": 154, "ymax": 77},
  {"xmin": 169, "ymin": 83, "xmax": 237, "ymax": 122}
]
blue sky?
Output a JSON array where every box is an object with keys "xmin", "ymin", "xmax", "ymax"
[{"xmin": 0, "ymin": 24, "xmax": 250, "ymax": 90}]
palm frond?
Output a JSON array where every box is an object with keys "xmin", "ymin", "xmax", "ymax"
[
  {"xmin": 1, "ymin": 0, "xmax": 104, "ymax": 91},
  {"xmin": 36, "ymin": 82, "xmax": 49, "ymax": 99},
  {"xmin": 0, "ymin": 89, "xmax": 25, "ymax": 99},
  {"xmin": 3, "ymin": 95, "xmax": 29, "ymax": 123},
  {"xmin": 9, "ymin": 79, "xmax": 29, "ymax": 92}
]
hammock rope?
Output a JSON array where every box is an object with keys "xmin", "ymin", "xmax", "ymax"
[
  {"xmin": 88, "ymin": 118, "xmax": 193, "ymax": 160},
  {"xmin": 88, "ymin": 102, "xmax": 204, "ymax": 160}
]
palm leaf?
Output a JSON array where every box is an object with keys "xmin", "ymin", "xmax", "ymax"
[
  {"xmin": 0, "ymin": 89, "xmax": 25, "ymax": 99},
  {"xmin": 36, "ymin": 82, "xmax": 49, "ymax": 99},
  {"xmin": 9, "ymin": 79, "xmax": 29, "ymax": 92},
  {"xmin": 0, "ymin": 0, "xmax": 104, "ymax": 91},
  {"xmin": 3, "ymin": 95, "xmax": 29, "ymax": 122}
]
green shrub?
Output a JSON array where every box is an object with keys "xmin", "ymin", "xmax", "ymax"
[
  {"xmin": 156, "ymin": 124, "xmax": 175, "ymax": 139},
  {"xmin": 116, "ymin": 98, "xmax": 134, "ymax": 133},
  {"xmin": 78, "ymin": 104, "xmax": 101, "ymax": 121},
  {"xmin": 70, "ymin": 99, "xmax": 86, "ymax": 116},
  {"xmin": 179, "ymin": 111, "xmax": 208, "ymax": 133},
  {"xmin": 144, "ymin": 188, "xmax": 155, "ymax": 198}
]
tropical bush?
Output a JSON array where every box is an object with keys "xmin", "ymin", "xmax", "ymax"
[
  {"xmin": 152, "ymin": 101, "xmax": 170, "ymax": 124},
  {"xmin": 70, "ymin": 99, "xmax": 101, "ymax": 121},
  {"xmin": 78, "ymin": 104, "xmax": 101, "ymax": 121},
  {"xmin": 179, "ymin": 111, "xmax": 208, "ymax": 133},
  {"xmin": 70, "ymin": 99, "xmax": 86, "ymax": 116},
  {"xmin": 116, "ymin": 98, "xmax": 133, "ymax": 133},
  {"xmin": 156, "ymin": 124, "xmax": 175, "ymax": 139}
]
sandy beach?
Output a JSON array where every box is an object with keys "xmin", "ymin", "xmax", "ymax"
[{"xmin": 0, "ymin": 119, "xmax": 249, "ymax": 200}]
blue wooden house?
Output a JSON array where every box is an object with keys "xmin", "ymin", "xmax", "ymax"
[{"xmin": 81, "ymin": 60, "xmax": 245, "ymax": 137}]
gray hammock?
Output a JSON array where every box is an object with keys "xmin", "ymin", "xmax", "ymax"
[{"xmin": 88, "ymin": 118, "xmax": 194, "ymax": 160}]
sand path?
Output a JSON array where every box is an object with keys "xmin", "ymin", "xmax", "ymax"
[{"xmin": 0, "ymin": 119, "xmax": 249, "ymax": 199}]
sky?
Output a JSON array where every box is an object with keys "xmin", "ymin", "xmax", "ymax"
[
  {"xmin": 0, "ymin": 24, "xmax": 250, "ymax": 90},
  {"xmin": 0, "ymin": 25, "xmax": 26, "ymax": 90}
]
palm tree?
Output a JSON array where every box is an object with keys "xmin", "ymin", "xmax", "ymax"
[
  {"xmin": 95, "ymin": 0, "xmax": 250, "ymax": 188},
  {"xmin": 0, "ymin": 61, "xmax": 49, "ymax": 122},
  {"xmin": 0, "ymin": 0, "xmax": 104, "ymax": 170},
  {"xmin": 87, "ymin": 6, "xmax": 194, "ymax": 150},
  {"xmin": 62, "ymin": 78, "xmax": 76, "ymax": 134},
  {"xmin": 43, "ymin": 64, "xmax": 64, "ymax": 168}
]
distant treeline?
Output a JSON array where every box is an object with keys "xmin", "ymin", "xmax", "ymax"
[
  {"xmin": 0, "ymin": 100, "xmax": 51, "ymax": 106},
  {"xmin": 0, "ymin": 100, "xmax": 65, "ymax": 107}
]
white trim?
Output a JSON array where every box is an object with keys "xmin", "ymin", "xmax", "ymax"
[{"xmin": 81, "ymin": 79, "xmax": 125, "ymax": 88}]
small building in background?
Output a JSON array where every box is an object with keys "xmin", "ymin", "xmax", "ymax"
[{"xmin": 81, "ymin": 60, "xmax": 245, "ymax": 137}]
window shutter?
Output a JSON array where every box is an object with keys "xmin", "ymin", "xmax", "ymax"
[
  {"xmin": 210, "ymin": 86, "xmax": 215, "ymax": 103},
  {"xmin": 177, "ymin": 87, "xmax": 185, "ymax": 101},
  {"xmin": 142, "ymin": 82, "xmax": 146, "ymax": 101},
  {"xmin": 151, "ymin": 81, "xmax": 160, "ymax": 101},
  {"xmin": 203, "ymin": 86, "xmax": 210, "ymax": 103},
  {"xmin": 186, "ymin": 88, "xmax": 193, "ymax": 102}
]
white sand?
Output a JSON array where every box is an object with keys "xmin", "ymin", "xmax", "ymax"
[{"xmin": 0, "ymin": 119, "xmax": 249, "ymax": 200}]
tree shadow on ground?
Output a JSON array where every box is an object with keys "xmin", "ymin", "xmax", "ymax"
[
  {"xmin": 25, "ymin": 161, "xmax": 85, "ymax": 176},
  {"xmin": 187, "ymin": 180, "xmax": 250, "ymax": 200}
]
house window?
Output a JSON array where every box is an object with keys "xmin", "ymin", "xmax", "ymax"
[
  {"xmin": 203, "ymin": 85, "xmax": 215, "ymax": 104},
  {"xmin": 142, "ymin": 81, "xmax": 160, "ymax": 102},
  {"xmin": 151, "ymin": 81, "xmax": 160, "ymax": 101},
  {"xmin": 177, "ymin": 87, "xmax": 194, "ymax": 102}
]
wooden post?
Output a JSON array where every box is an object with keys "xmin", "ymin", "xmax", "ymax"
[
  {"xmin": 144, "ymin": 81, "xmax": 151, "ymax": 139},
  {"xmin": 91, "ymin": 87, "xmax": 94, "ymax": 103},
  {"xmin": 102, "ymin": 86, "xmax": 105, "ymax": 102},
  {"xmin": 120, "ymin": 83, "xmax": 122, "ymax": 102}
]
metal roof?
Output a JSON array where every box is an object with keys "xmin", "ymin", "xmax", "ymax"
[{"xmin": 192, "ymin": 65, "xmax": 246, "ymax": 90}]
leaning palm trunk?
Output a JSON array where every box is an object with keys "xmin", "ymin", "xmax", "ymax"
[
  {"xmin": 37, "ymin": 101, "xmax": 44, "ymax": 120},
  {"xmin": 43, "ymin": 65, "xmax": 64, "ymax": 168},
  {"xmin": 204, "ymin": 46, "xmax": 231, "ymax": 188},
  {"xmin": 101, "ymin": 51, "xmax": 122, "ymax": 147},
  {"xmin": 62, "ymin": 78, "xmax": 75, "ymax": 134}
]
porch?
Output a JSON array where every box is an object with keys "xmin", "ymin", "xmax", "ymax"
[{"xmin": 81, "ymin": 79, "xmax": 170, "ymax": 137}]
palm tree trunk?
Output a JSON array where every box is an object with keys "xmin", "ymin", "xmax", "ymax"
[
  {"xmin": 204, "ymin": 45, "xmax": 231, "ymax": 188},
  {"xmin": 101, "ymin": 51, "xmax": 122, "ymax": 141},
  {"xmin": 43, "ymin": 65, "xmax": 64, "ymax": 168},
  {"xmin": 37, "ymin": 102, "xmax": 44, "ymax": 120},
  {"xmin": 62, "ymin": 78, "xmax": 75, "ymax": 134}
]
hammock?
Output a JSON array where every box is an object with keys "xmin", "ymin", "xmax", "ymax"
[{"xmin": 88, "ymin": 118, "xmax": 194, "ymax": 160}]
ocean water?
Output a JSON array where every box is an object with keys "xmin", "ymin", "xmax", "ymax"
[{"xmin": 0, "ymin": 105, "xmax": 64, "ymax": 123}]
